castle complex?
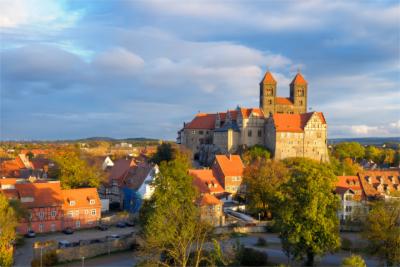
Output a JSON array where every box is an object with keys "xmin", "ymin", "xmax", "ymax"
[{"xmin": 177, "ymin": 71, "xmax": 329, "ymax": 163}]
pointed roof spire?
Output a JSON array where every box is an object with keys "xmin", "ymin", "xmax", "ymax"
[
  {"xmin": 290, "ymin": 72, "xmax": 307, "ymax": 85},
  {"xmin": 261, "ymin": 71, "xmax": 277, "ymax": 84}
]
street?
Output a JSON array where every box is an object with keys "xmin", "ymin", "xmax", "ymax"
[
  {"xmin": 14, "ymin": 226, "xmax": 137, "ymax": 267},
  {"xmin": 57, "ymin": 232, "xmax": 380, "ymax": 267}
]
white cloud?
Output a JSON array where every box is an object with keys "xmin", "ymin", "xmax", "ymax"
[
  {"xmin": 92, "ymin": 47, "xmax": 145, "ymax": 76},
  {"xmin": 0, "ymin": 0, "xmax": 82, "ymax": 29},
  {"xmin": 390, "ymin": 120, "xmax": 400, "ymax": 129}
]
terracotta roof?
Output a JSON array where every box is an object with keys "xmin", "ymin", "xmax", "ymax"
[
  {"xmin": 336, "ymin": 176, "xmax": 364, "ymax": 200},
  {"xmin": 0, "ymin": 189, "xmax": 19, "ymax": 199},
  {"xmin": 273, "ymin": 112, "xmax": 326, "ymax": 133},
  {"xmin": 62, "ymin": 188, "xmax": 101, "ymax": 209},
  {"xmin": 260, "ymin": 71, "xmax": 277, "ymax": 84},
  {"xmin": 20, "ymin": 149, "xmax": 49, "ymax": 156},
  {"xmin": 0, "ymin": 178, "xmax": 19, "ymax": 186},
  {"xmin": 185, "ymin": 113, "xmax": 217, "ymax": 130},
  {"xmin": 15, "ymin": 182, "xmax": 63, "ymax": 208},
  {"xmin": 358, "ymin": 170, "xmax": 400, "ymax": 198},
  {"xmin": 0, "ymin": 160, "xmax": 23, "ymax": 178},
  {"xmin": 239, "ymin": 108, "xmax": 265, "ymax": 119},
  {"xmin": 275, "ymin": 97, "xmax": 293, "ymax": 105},
  {"xmin": 197, "ymin": 193, "xmax": 222, "ymax": 206},
  {"xmin": 290, "ymin": 73, "xmax": 307, "ymax": 85},
  {"xmin": 215, "ymin": 155, "xmax": 244, "ymax": 177},
  {"xmin": 190, "ymin": 169, "xmax": 225, "ymax": 194},
  {"xmin": 107, "ymin": 158, "xmax": 136, "ymax": 185}
]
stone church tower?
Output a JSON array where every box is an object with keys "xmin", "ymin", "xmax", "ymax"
[{"xmin": 260, "ymin": 71, "xmax": 308, "ymax": 115}]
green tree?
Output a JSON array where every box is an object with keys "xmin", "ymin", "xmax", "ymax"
[
  {"xmin": 151, "ymin": 143, "xmax": 176, "ymax": 164},
  {"xmin": 381, "ymin": 149, "xmax": 395, "ymax": 166},
  {"xmin": 276, "ymin": 158, "xmax": 340, "ymax": 266},
  {"xmin": 50, "ymin": 149, "xmax": 104, "ymax": 189},
  {"xmin": 342, "ymin": 254, "xmax": 366, "ymax": 267},
  {"xmin": 333, "ymin": 142, "xmax": 365, "ymax": 162},
  {"xmin": 363, "ymin": 200, "xmax": 400, "ymax": 266},
  {"xmin": 365, "ymin": 146, "xmax": 382, "ymax": 163},
  {"xmin": 0, "ymin": 192, "xmax": 19, "ymax": 267},
  {"xmin": 242, "ymin": 145, "xmax": 270, "ymax": 165},
  {"xmin": 141, "ymin": 152, "xmax": 211, "ymax": 267},
  {"xmin": 243, "ymin": 159, "xmax": 288, "ymax": 218}
]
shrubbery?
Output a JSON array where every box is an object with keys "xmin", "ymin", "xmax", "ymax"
[
  {"xmin": 31, "ymin": 251, "xmax": 58, "ymax": 267},
  {"xmin": 234, "ymin": 242, "xmax": 268, "ymax": 266}
]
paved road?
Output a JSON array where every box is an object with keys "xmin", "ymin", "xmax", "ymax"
[
  {"xmin": 60, "ymin": 233, "xmax": 380, "ymax": 267},
  {"xmin": 14, "ymin": 226, "xmax": 136, "ymax": 267}
]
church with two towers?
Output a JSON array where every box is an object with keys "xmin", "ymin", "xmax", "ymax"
[{"xmin": 178, "ymin": 71, "xmax": 329, "ymax": 164}]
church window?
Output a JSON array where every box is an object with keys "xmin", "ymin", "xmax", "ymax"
[{"xmin": 248, "ymin": 130, "xmax": 252, "ymax": 137}]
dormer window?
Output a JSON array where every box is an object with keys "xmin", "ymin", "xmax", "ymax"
[{"xmin": 90, "ymin": 199, "xmax": 95, "ymax": 205}]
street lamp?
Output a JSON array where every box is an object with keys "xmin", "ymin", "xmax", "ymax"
[
  {"xmin": 81, "ymin": 256, "xmax": 85, "ymax": 267},
  {"xmin": 40, "ymin": 246, "xmax": 43, "ymax": 267}
]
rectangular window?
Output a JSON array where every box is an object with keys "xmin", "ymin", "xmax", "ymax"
[
  {"xmin": 69, "ymin": 200, "xmax": 76, "ymax": 206},
  {"xmin": 51, "ymin": 223, "xmax": 56, "ymax": 232},
  {"xmin": 75, "ymin": 210, "xmax": 79, "ymax": 216},
  {"xmin": 68, "ymin": 211, "xmax": 74, "ymax": 217},
  {"xmin": 248, "ymin": 130, "xmax": 252, "ymax": 137},
  {"xmin": 91, "ymin": 209, "xmax": 96, "ymax": 216},
  {"xmin": 345, "ymin": 206, "xmax": 352, "ymax": 212},
  {"xmin": 199, "ymin": 130, "xmax": 204, "ymax": 135},
  {"xmin": 258, "ymin": 130, "xmax": 262, "ymax": 137},
  {"xmin": 39, "ymin": 224, "xmax": 44, "ymax": 232},
  {"xmin": 51, "ymin": 210, "xmax": 56, "ymax": 217},
  {"xmin": 89, "ymin": 199, "xmax": 95, "ymax": 205},
  {"xmin": 85, "ymin": 209, "xmax": 89, "ymax": 215},
  {"xmin": 76, "ymin": 221, "xmax": 80, "ymax": 228},
  {"xmin": 38, "ymin": 211, "xmax": 44, "ymax": 220}
]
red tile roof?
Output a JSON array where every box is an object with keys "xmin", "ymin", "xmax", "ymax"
[
  {"xmin": 336, "ymin": 176, "xmax": 364, "ymax": 200},
  {"xmin": 290, "ymin": 73, "xmax": 307, "ymax": 85},
  {"xmin": 261, "ymin": 71, "xmax": 277, "ymax": 84},
  {"xmin": 358, "ymin": 170, "xmax": 400, "ymax": 198},
  {"xmin": 107, "ymin": 158, "xmax": 136, "ymax": 185},
  {"xmin": 197, "ymin": 193, "xmax": 222, "ymax": 206},
  {"xmin": 15, "ymin": 182, "xmax": 63, "ymax": 208},
  {"xmin": 185, "ymin": 113, "xmax": 217, "ymax": 130},
  {"xmin": 62, "ymin": 188, "xmax": 101, "ymax": 209},
  {"xmin": 273, "ymin": 112, "xmax": 326, "ymax": 133},
  {"xmin": 185, "ymin": 108, "xmax": 265, "ymax": 130},
  {"xmin": 275, "ymin": 97, "xmax": 293, "ymax": 105},
  {"xmin": 190, "ymin": 169, "xmax": 225, "ymax": 194},
  {"xmin": 214, "ymin": 155, "xmax": 244, "ymax": 177},
  {"xmin": 0, "ymin": 160, "xmax": 23, "ymax": 177}
]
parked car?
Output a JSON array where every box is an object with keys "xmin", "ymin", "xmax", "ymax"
[
  {"xmin": 116, "ymin": 221, "xmax": 126, "ymax": 228},
  {"xmin": 25, "ymin": 230, "xmax": 36, "ymax": 238},
  {"xmin": 126, "ymin": 221, "xmax": 135, "ymax": 227},
  {"xmin": 62, "ymin": 227, "xmax": 74, "ymax": 235},
  {"xmin": 58, "ymin": 240, "xmax": 71, "ymax": 248},
  {"xmin": 97, "ymin": 224, "xmax": 109, "ymax": 231}
]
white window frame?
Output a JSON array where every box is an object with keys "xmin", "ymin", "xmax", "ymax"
[
  {"xmin": 91, "ymin": 209, "xmax": 96, "ymax": 216},
  {"xmin": 89, "ymin": 199, "xmax": 95, "ymax": 205},
  {"xmin": 51, "ymin": 210, "xmax": 57, "ymax": 217}
]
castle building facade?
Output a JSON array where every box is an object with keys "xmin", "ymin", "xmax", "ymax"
[{"xmin": 178, "ymin": 71, "xmax": 329, "ymax": 162}]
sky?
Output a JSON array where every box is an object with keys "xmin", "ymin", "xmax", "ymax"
[{"xmin": 0, "ymin": 0, "xmax": 399, "ymax": 141}]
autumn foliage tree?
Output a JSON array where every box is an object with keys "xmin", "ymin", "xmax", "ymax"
[
  {"xmin": 0, "ymin": 192, "xmax": 19, "ymax": 267},
  {"xmin": 50, "ymin": 149, "xmax": 105, "ymax": 189},
  {"xmin": 243, "ymin": 159, "xmax": 288, "ymax": 218},
  {"xmin": 276, "ymin": 158, "xmax": 340, "ymax": 266},
  {"xmin": 141, "ymin": 152, "xmax": 212, "ymax": 267},
  {"xmin": 363, "ymin": 199, "xmax": 400, "ymax": 266}
]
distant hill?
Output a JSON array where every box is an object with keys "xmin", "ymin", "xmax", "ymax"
[
  {"xmin": 328, "ymin": 137, "xmax": 400, "ymax": 146},
  {"xmin": 77, "ymin": 137, "xmax": 160, "ymax": 142}
]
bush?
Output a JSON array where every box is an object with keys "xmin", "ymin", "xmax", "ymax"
[
  {"xmin": 234, "ymin": 242, "xmax": 268, "ymax": 266},
  {"xmin": 31, "ymin": 251, "xmax": 58, "ymax": 267},
  {"xmin": 342, "ymin": 254, "xmax": 366, "ymax": 267},
  {"xmin": 341, "ymin": 237, "xmax": 353, "ymax": 251},
  {"xmin": 255, "ymin": 237, "xmax": 268, "ymax": 247}
]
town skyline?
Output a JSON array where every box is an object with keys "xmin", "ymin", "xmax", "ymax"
[{"xmin": 1, "ymin": 0, "xmax": 399, "ymax": 140}]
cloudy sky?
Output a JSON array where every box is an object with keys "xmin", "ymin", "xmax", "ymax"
[{"xmin": 0, "ymin": 0, "xmax": 399, "ymax": 140}]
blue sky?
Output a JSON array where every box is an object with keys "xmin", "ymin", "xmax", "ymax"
[{"xmin": 0, "ymin": 0, "xmax": 399, "ymax": 140}]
